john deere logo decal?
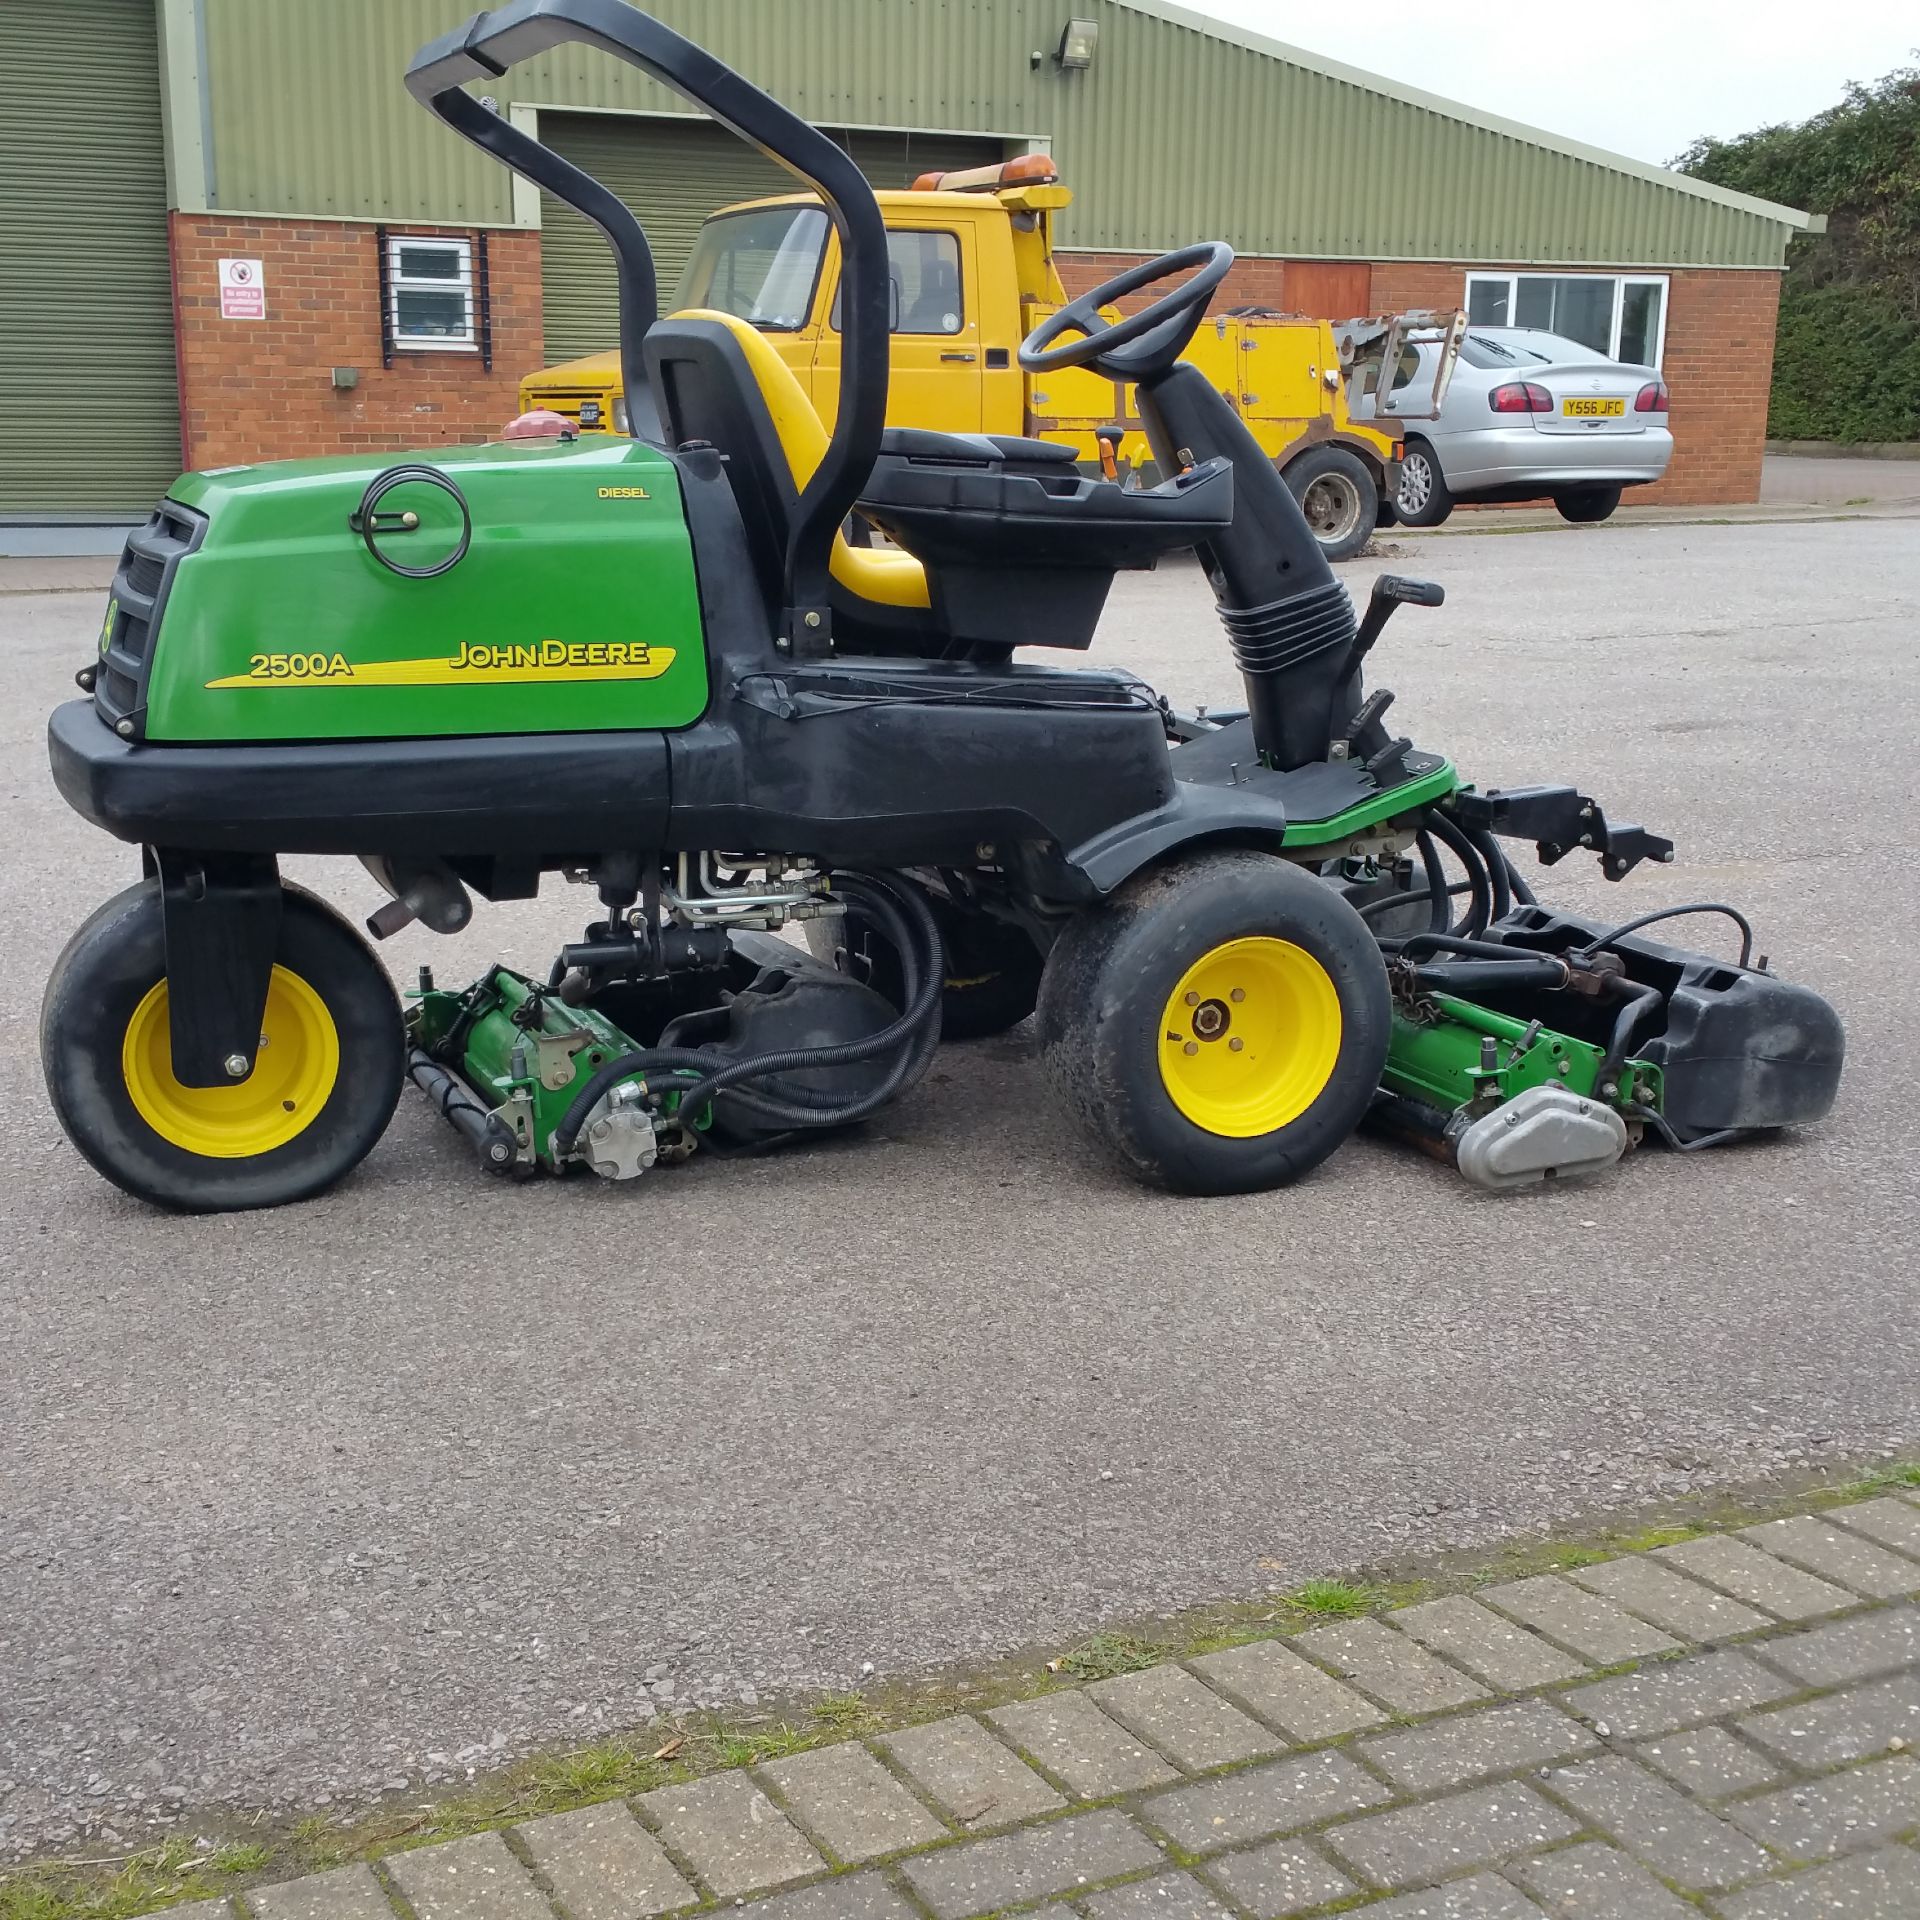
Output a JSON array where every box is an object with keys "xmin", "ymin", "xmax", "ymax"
[{"xmin": 208, "ymin": 640, "xmax": 676, "ymax": 688}]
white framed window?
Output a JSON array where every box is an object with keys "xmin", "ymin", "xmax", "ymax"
[
  {"xmin": 387, "ymin": 236, "xmax": 477, "ymax": 351},
  {"xmin": 1464, "ymin": 272, "xmax": 1668, "ymax": 367}
]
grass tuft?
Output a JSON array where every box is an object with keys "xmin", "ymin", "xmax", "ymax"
[
  {"xmin": 1049, "ymin": 1633, "xmax": 1162, "ymax": 1681},
  {"xmin": 0, "ymin": 1847, "xmax": 221, "ymax": 1920},
  {"xmin": 210, "ymin": 1848, "xmax": 270, "ymax": 1878},
  {"xmin": 1846, "ymin": 1461, "xmax": 1920, "ymax": 1494},
  {"xmin": 1282, "ymin": 1578, "xmax": 1377, "ymax": 1619},
  {"xmin": 810, "ymin": 1692, "xmax": 874, "ymax": 1734},
  {"xmin": 709, "ymin": 1723, "xmax": 818, "ymax": 1769}
]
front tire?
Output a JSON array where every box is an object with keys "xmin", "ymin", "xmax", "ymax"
[
  {"xmin": 1394, "ymin": 439, "xmax": 1454, "ymax": 527},
  {"xmin": 1555, "ymin": 485, "xmax": 1622, "ymax": 524},
  {"xmin": 1283, "ymin": 447, "xmax": 1379, "ymax": 562},
  {"xmin": 41, "ymin": 880, "xmax": 403, "ymax": 1212},
  {"xmin": 1038, "ymin": 851, "xmax": 1390, "ymax": 1193}
]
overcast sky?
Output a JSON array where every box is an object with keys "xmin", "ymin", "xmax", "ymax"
[{"xmin": 1191, "ymin": 0, "xmax": 1917, "ymax": 169}]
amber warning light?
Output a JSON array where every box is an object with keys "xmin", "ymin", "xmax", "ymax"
[{"xmin": 911, "ymin": 154, "xmax": 1060, "ymax": 193}]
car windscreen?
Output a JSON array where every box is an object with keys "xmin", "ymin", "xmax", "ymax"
[
  {"xmin": 1462, "ymin": 330, "xmax": 1610, "ymax": 369},
  {"xmin": 673, "ymin": 206, "xmax": 829, "ymax": 331}
]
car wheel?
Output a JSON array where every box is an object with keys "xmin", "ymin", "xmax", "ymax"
[
  {"xmin": 1394, "ymin": 439, "xmax": 1454, "ymax": 527},
  {"xmin": 1555, "ymin": 485, "xmax": 1622, "ymax": 524},
  {"xmin": 1283, "ymin": 447, "xmax": 1378, "ymax": 562}
]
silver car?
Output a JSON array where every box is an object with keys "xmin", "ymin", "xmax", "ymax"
[{"xmin": 1364, "ymin": 328, "xmax": 1672, "ymax": 527}]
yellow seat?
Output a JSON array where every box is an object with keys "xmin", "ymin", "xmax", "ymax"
[{"xmin": 671, "ymin": 308, "xmax": 931, "ymax": 611}]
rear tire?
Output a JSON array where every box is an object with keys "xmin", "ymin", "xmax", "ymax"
[
  {"xmin": 1283, "ymin": 447, "xmax": 1378, "ymax": 561},
  {"xmin": 41, "ymin": 880, "xmax": 403, "ymax": 1212},
  {"xmin": 1394, "ymin": 439, "xmax": 1454, "ymax": 527},
  {"xmin": 1554, "ymin": 485, "xmax": 1622, "ymax": 524},
  {"xmin": 1038, "ymin": 850, "xmax": 1390, "ymax": 1193}
]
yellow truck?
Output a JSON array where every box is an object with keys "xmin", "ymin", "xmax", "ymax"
[{"xmin": 521, "ymin": 157, "xmax": 1457, "ymax": 560}]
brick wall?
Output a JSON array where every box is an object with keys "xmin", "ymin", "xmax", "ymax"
[
  {"xmin": 1370, "ymin": 260, "xmax": 1782, "ymax": 506},
  {"xmin": 1060, "ymin": 250, "xmax": 1290, "ymax": 314},
  {"xmin": 1059, "ymin": 253, "xmax": 1375, "ymax": 321},
  {"xmin": 170, "ymin": 214, "xmax": 540, "ymax": 470}
]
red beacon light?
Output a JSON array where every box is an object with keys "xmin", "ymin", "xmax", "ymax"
[{"xmin": 502, "ymin": 409, "xmax": 576, "ymax": 441}]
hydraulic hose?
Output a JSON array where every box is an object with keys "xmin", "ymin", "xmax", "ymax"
[
  {"xmin": 1355, "ymin": 832, "xmax": 1456, "ymax": 934},
  {"xmin": 1423, "ymin": 811, "xmax": 1493, "ymax": 938},
  {"xmin": 1465, "ymin": 824, "xmax": 1513, "ymax": 923},
  {"xmin": 1407, "ymin": 958, "xmax": 1572, "ymax": 995},
  {"xmin": 1415, "ymin": 829, "xmax": 1452, "ymax": 934},
  {"xmin": 1379, "ymin": 932, "xmax": 1542, "ymax": 963},
  {"xmin": 657, "ymin": 873, "xmax": 944, "ymax": 1134},
  {"xmin": 1575, "ymin": 902, "xmax": 1755, "ymax": 969},
  {"xmin": 548, "ymin": 871, "xmax": 944, "ymax": 1159},
  {"xmin": 1594, "ymin": 978, "xmax": 1665, "ymax": 1092}
]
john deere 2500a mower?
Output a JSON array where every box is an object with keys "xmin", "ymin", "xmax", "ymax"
[{"xmin": 42, "ymin": 0, "xmax": 1843, "ymax": 1212}]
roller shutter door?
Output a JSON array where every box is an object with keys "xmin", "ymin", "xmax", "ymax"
[
  {"xmin": 0, "ymin": 0, "xmax": 181, "ymax": 517},
  {"xmin": 540, "ymin": 115, "xmax": 1006, "ymax": 364}
]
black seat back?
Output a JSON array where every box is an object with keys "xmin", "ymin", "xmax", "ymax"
[{"xmin": 646, "ymin": 316, "xmax": 797, "ymax": 610}]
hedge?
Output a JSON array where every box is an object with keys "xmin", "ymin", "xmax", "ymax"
[{"xmin": 1768, "ymin": 283, "xmax": 1920, "ymax": 444}]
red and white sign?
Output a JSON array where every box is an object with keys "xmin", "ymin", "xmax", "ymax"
[{"xmin": 218, "ymin": 257, "xmax": 266, "ymax": 320}]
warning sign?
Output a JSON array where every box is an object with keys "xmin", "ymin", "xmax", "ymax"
[{"xmin": 218, "ymin": 257, "xmax": 266, "ymax": 320}]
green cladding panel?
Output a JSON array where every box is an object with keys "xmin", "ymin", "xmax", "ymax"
[
  {"xmin": 144, "ymin": 438, "xmax": 707, "ymax": 741},
  {"xmin": 200, "ymin": 0, "xmax": 1807, "ymax": 270},
  {"xmin": 0, "ymin": 0, "xmax": 182, "ymax": 514}
]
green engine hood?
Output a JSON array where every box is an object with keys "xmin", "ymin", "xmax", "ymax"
[{"xmin": 136, "ymin": 437, "xmax": 707, "ymax": 743}]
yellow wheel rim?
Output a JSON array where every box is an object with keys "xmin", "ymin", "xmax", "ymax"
[
  {"xmin": 122, "ymin": 966, "xmax": 340, "ymax": 1158},
  {"xmin": 1157, "ymin": 936, "xmax": 1343, "ymax": 1138}
]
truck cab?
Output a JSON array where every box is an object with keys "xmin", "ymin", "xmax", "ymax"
[{"xmin": 522, "ymin": 161, "xmax": 1439, "ymax": 560}]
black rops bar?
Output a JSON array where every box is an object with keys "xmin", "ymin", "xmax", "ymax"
[{"xmin": 405, "ymin": 0, "xmax": 892, "ymax": 649}]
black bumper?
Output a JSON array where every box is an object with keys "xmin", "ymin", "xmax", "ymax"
[{"xmin": 47, "ymin": 700, "xmax": 672, "ymax": 858}]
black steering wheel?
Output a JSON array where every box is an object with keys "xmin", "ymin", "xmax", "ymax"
[{"xmin": 1019, "ymin": 241, "xmax": 1235, "ymax": 382}]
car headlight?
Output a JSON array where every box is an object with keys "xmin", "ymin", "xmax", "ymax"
[{"xmin": 612, "ymin": 396, "xmax": 630, "ymax": 435}]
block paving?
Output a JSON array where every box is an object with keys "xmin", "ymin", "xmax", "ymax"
[{"xmin": 157, "ymin": 1488, "xmax": 1920, "ymax": 1918}]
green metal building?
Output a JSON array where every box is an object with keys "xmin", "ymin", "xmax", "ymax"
[{"xmin": 0, "ymin": 0, "xmax": 1815, "ymax": 527}]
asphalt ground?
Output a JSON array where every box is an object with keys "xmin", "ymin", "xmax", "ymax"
[{"xmin": 2, "ymin": 514, "xmax": 1916, "ymax": 1855}]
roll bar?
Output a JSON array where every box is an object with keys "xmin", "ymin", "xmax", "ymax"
[{"xmin": 406, "ymin": 0, "xmax": 893, "ymax": 646}]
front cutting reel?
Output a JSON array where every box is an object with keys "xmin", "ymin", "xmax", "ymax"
[{"xmin": 403, "ymin": 862, "xmax": 944, "ymax": 1182}]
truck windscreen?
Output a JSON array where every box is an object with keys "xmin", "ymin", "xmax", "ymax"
[{"xmin": 673, "ymin": 206, "xmax": 828, "ymax": 331}]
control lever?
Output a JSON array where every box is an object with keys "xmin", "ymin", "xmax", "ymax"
[
  {"xmin": 1344, "ymin": 687, "xmax": 1396, "ymax": 738},
  {"xmin": 1347, "ymin": 574, "xmax": 1444, "ymax": 677}
]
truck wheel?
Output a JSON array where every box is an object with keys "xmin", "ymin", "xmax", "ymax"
[
  {"xmin": 1555, "ymin": 485, "xmax": 1622, "ymax": 524},
  {"xmin": 1283, "ymin": 447, "xmax": 1378, "ymax": 561},
  {"xmin": 1394, "ymin": 439, "xmax": 1453, "ymax": 527},
  {"xmin": 41, "ymin": 880, "xmax": 403, "ymax": 1212},
  {"xmin": 1038, "ymin": 850, "xmax": 1389, "ymax": 1193}
]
